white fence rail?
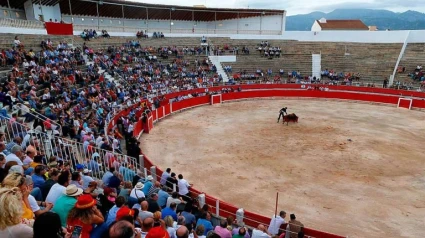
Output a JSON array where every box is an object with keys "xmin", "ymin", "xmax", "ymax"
[{"xmin": 0, "ymin": 117, "xmax": 140, "ymax": 180}]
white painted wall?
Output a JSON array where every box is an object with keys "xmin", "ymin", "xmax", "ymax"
[
  {"xmin": 281, "ymin": 12, "xmax": 286, "ymax": 32},
  {"xmin": 31, "ymin": 2, "xmax": 61, "ymax": 22},
  {"xmin": 311, "ymin": 21, "xmax": 321, "ymax": 31},
  {"xmin": 62, "ymin": 14, "xmax": 283, "ymax": 33},
  {"xmin": 1, "ymin": 21, "xmax": 425, "ymax": 44}
]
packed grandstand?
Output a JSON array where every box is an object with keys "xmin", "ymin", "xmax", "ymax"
[{"xmin": 0, "ymin": 0, "xmax": 424, "ymax": 238}]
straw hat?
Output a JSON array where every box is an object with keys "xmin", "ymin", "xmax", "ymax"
[
  {"xmin": 63, "ymin": 184, "xmax": 83, "ymax": 197},
  {"xmin": 134, "ymin": 182, "xmax": 144, "ymax": 190}
]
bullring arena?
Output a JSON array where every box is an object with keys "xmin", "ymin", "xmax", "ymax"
[
  {"xmin": 141, "ymin": 96, "xmax": 425, "ymax": 238},
  {"xmin": 2, "ymin": 0, "xmax": 425, "ymax": 238}
]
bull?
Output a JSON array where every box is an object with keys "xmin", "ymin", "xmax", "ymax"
[{"xmin": 283, "ymin": 113, "xmax": 298, "ymax": 125}]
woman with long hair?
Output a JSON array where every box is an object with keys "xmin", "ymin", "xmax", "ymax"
[
  {"xmin": 164, "ymin": 215, "xmax": 176, "ymax": 238},
  {"xmin": 2, "ymin": 173, "xmax": 34, "ymax": 220},
  {"xmin": 0, "ymin": 187, "xmax": 33, "ymax": 237},
  {"xmin": 66, "ymin": 194, "xmax": 104, "ymax": 238}
]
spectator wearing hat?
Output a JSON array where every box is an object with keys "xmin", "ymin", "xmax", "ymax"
[
  {"xmin": 46, "ymin": 170, "xmax": 70, "ymax": 205},
  {"xmin": 66, "ymin": 194, "xmax": 104, "ymax": 238},
  {"xmin": 52, "ymin": 184, "xmax": 83, "ymax": 227},
  {"xmin": 143, "ymin": 175, "xmax": 154, "ymax": 195},
  {"xmin": 82, "ymin": 168, "xmax": 94, "ymax": 189},
  {"xmin": 97, "ymin": 187, "xmax": 117, "ymax": 217},
  {"xmin": 116, "ymin": 205, "xmax": 136, "ymax": 221},
  {"xmin": 146, "ymin": 219, "xmax": 170, "ymax": 238},
  {"xmin": 284, "ymin": 214, "xmax": 303, "ymax": 238},
  {"xmin": 76, "ymin": 163, "xmax": 85, "ymax": 174},
  {"xmin": 131, "ymin": 182, "xmax": 145, "ymax": 199}
]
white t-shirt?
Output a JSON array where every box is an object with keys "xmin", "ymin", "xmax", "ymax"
[
  {"xmin": 46, "ymin": 183, "xmax": 66, "ymax": 205},
  {"xmin": 166, "ymin": 197, "xmax": 182, "ymax": 208},
  {"xmin": 130, "ymin": 189, "xmax": 145, "ymax": 199},
  {"xmin": 5, "ymin": 154, "xmax": 23, "ymax": 166},
  {"xmin": 178, "ymin": 179, "xmax": 190, "ymax": 195},
  {"xmin": 268, "ymin": 215, "xmax": 285, "ymax": 235},
  {"xmin": 251, "ymin": 229, "xmax": 271, "ymax": 238},
  {"xmin": 28, "ymin": 194, "xmax": 41, "ymax": 213}
]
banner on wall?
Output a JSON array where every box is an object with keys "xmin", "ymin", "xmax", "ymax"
[{"xmin": 45, "ymin": 22, "xmax": 73, "ymax": 35}]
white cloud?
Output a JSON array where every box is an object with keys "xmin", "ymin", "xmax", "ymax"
[{"xmin": 127, "ymin": 0, "xmax": 425, "ymax": 15}]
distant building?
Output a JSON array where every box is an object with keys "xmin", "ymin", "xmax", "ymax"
[
  {"xmin": 311, "ymin": 18, "xmax": 369, "ymax": 31},
  {"xmin": 368, "ymin": 26, "xmax": 378, "ymax": 31}
]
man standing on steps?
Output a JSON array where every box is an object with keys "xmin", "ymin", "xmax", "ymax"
[{"xmin": 277, "ymin": 107, "xmax": 288, "ymax": 123}]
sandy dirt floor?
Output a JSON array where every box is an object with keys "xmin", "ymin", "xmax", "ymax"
[{"xmin": 140, "ymin": 99, "xmax": 425, "ymax": 238}]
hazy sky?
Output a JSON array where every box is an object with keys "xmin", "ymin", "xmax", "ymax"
[{"xmin": 128, "ymin": 0, "xmax": 425, "ymax": 15}]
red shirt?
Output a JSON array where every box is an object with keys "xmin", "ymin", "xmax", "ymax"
[{"xmin": 67, "ymin": 219, "xmax": 93, "ymax": 238}]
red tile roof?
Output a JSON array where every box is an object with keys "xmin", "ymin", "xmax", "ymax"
[{"xmin": 316, "ymin": 20, "xmax": 369, "ymax": 30}]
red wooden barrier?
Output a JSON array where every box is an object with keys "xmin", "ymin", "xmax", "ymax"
[{"xmin": 45, "ymin": 22, "xmax": 73, "ymax": 35}]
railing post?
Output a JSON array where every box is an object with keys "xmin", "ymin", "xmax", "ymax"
[
  {"xmin": 138, "ymin": 154, "xmax": 144, "ymax": 171},
  {"xmin": 215, "ymin": 200, "xmax": 220, "ymax": 216},
  {"xmin": 144, "ymin": 167, "xmax": 148, "ymax": 179},
  {"xmin": 236, "ymin": 208, "xmax": 244, "ymax": 226},
  {"xmin": 150, "ymin": 166, "xmax": 157, "ymax": 182},
  {"xmin": 173, "ymin": 183, "xmax": 177, "ymax": 192}
]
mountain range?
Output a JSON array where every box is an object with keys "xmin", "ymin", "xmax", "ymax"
[{"xmin": 286, "ymin": 9, "xmax": 425, "ymax": 31}]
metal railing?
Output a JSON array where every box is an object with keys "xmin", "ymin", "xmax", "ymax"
[
  {"xmin": 0, "ymin": 18, "xmax": 45, "ymax": 29},
  {"xmin": 18, "ymin": 104, "xmax": 63, "ymax": 135},
  {"xmin": 0, "ymin": 117, "xmax": 140, "ymax": 180}
]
